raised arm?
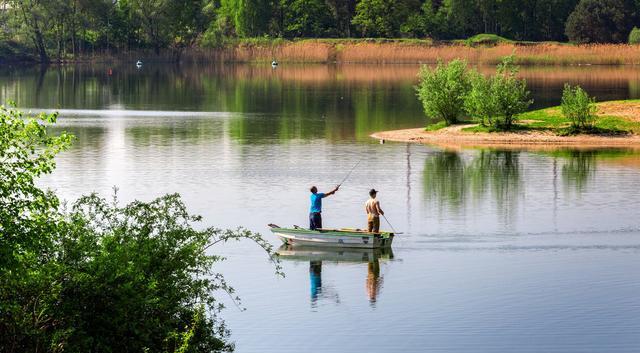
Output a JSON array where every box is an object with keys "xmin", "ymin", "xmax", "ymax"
[{"xmin": 323, "ymin": 185, "xmax": 340, "ymax": 197}]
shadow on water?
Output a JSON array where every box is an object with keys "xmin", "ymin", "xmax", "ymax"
[
  {"xmin": 276, "ymin": 245, "xmax": 394, "ymax": 307},
  {"xmin": 422, "ymin": 150, "xmax": 521, "ymax": 218}
]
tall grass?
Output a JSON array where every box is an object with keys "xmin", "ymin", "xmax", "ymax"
[
  {"xmin": 64, "ymin": 39, "xmax": 640, "ymax": 66},
  {"xmin": 200, "ymin": 40, "xmax": 640, "ymax": 65}
]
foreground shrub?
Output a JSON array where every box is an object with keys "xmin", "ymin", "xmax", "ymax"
[
  {"xmin": 629, "ymin": 27, "xmax": 640, "ymax": 44},
  {"xmin": 561, "ymin": 84, "xmax": 597, "ymax": 129},
  {"xmin": 416, "ymin": 59, "xmax": 473, "ymax": 125},
  {"xmin": 465, "ymin": 56, "xmax": 532, "ymax": 129},
  {"xmin": 0, "ymin": 105, "xmax": 280, "ymax": 352}
]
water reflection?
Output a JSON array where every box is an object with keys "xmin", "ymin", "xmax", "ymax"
[
  {"xmin": 5, "ymin": 63, "xmax": 640, "ymax": 142},
  {"xmin": 541, "ymin": 149, "xmax": 638, "ymax": 192},
  {"xmin": 276, "ymin": 245, "xmax": 394, "ymax": 307},
  {"xmin": 423, "ymin": 150, "xmax": 521, "ymax": 217}
]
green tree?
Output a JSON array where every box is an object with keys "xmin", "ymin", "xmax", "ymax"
[
  {"xmin": 416, "ymin": 59, "xmax": 473, "ymax": 125},
  {"xmin": 565, "ymin": 0, "xmax": 638, "ymax": 43},
  {"xmin": 235, "ymin": 0, "xmax": 272, "ymax": 37},
  {"xmin": 465, "ymin": 56, "xmax": 532, "ymax": 129},
  {"xmin": 629, "ymin": 26, "xmax": 640, "ymax": 44},
  {"xmin": 465, "ymin": 70, "xmax": 496, "ymax": 126},
  {"xmin": 281, "ymin": 0, "xmax": 336, "ymax": 37},
  {"xmin": 561, "ymin": 83, "xmax": 597, "ymax": 129},
  {"xmin": 352, "ymin": 0, "xmax": 420, "ymax": 37},
  {"xmin": 490, "ymin": 56, "xmax": 532, "ymax": 128},
  {"xmin": 402, "ymin": 0, "xmax": 450, "ymax": 38},
  {"xmin": 325, "ymin": 0, "xmax": 357, "ymax": 36}
]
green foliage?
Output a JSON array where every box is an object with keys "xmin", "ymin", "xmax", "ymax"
[
  {"xmin": 0, "ymin": 106, "xmax": 281, "ymax": 352},
  {"xmin": 2, "ymin": 0, "xmax": 640, "ymax": 62},
  {"xmin": 281, "ymin": 0, "xmax": 336, "ymax": 38},
  {"xmin": 0, "ymin": 105, "xmax": 73, "ymax": 270},
  {"xmin": 235, "ymin": 0, "xmax": 273, "ymax": 37},
  {"xmin": 416, "ymin": 59, "xmax": 473, "ymax": 125},
  {"xmin": 629, "ymin": 27, "xmax": 640, "ymax": 44},
  {"xmin": 490, "ymin": 56, "xmax": 533, "ymax": 128},
  {"xmin": 351, "ymin": 0, "xmax": 420, "ymax": 37},
  {"xmin": 565, "ymin": 0, "xmax": 637, "ymax": 43},
  {"xmin": 561, "ymin": 84, "xmax": 597, "ymax": 129},
  {"xmin": 425, "ymin": 121, "xmax": 449, "ymax": 131},
  {"xmin": 463, "ymin": 33, "xmax": 513, "ymax": 46},
  {"xmin": 465, "ymin": 71, "xmax": 496, "ymax": 126},
  {"xmin": 465, "ymin": 56, "xmax": 532, "ymax": 129}
]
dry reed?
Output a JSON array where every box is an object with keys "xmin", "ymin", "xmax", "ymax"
[{"xmin": 210, "ymin": 41, "xmax": 640, "ymax": 66}]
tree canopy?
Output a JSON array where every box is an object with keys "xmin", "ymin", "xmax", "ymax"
[{"xmin": 1, "ymin": 0, "xmax": 639, "ymax": 62}]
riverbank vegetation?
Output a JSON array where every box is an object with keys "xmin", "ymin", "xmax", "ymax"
[
  {"xmin": 417, "ymin": 56, "xmax": 532, "ymax": 130},
  {"xmin": 2, "ymin": 0, "xmax": 640, "ymax": 64},
  {"xmin": 0, "ymin": 105, "xmax": 279, "ymax": 352}
]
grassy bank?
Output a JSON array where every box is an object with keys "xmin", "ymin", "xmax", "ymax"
[{"xmin": 459, "ymin": 100, "xmax": 640, "ymax": 135}]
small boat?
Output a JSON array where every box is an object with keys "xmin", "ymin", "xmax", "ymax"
[{"xmin": 268, "ymin": 224, "xmax": 394, "ymax": 249}]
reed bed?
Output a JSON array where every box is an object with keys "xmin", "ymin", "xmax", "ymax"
[
  {"xmin": 72, "ymin": 40, "xmax": 640, "ymax": 66},
  {"xmin": 211, "ymin": 41, "xmax": 640, "ymax": 66}
]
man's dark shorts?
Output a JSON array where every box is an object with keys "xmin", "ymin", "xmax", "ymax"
[{"xmin": 309, "ymin": 212, "xmax": 322, "ymax": 230}]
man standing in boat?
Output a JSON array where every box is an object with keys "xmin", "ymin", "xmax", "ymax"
[
  {"xmin": 365, "ymin": 189, "xmax": 384, "ymax": 233},
  {"xmin": 309, "ymin": 185, "xmax": 340, "ymax": 230}
]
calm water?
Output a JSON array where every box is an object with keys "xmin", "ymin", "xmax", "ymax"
[{"xmin": 2, "ymin": 63, "xmax": 640, "ymax": 352}]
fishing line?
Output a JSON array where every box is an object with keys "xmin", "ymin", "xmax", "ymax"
[{"xmin": 337, "ymin": 160, "xmax": 361, "ymax": 187}]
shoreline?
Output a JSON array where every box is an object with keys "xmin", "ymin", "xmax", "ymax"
[{"xmin": 371, "ymin": 126, "xmax": 640, "ymax": 150}]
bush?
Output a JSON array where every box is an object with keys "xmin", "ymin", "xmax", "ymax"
[
  {"xmin": 629, "ymin": 27, "xmax": 640, "ymax": 44},
  {"xmin": 491, "ymin": 57, "xmax": 532, "ymax": 128},
  {"xmin": 464, "ymin": 56, "xmax": 532, "ymax": 129},
  {"xmin": 0, "ymin": 105, "xmax": 280, "ymax": 352},
  {"xmin": 561, "ymin": 84, "xmax": 597, "ymax": 129},
  {"xmin": 465, "ymin": 70, "xmax": 496, "ymax": 126},
  {"xmin": 416, "ymin": 59, "xmax": 473, "ymax": 125}
]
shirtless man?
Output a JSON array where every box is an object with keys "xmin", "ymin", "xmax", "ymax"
[{"xmin": 365, "ymin": 189, "xmax": 384, "ymax": 233}]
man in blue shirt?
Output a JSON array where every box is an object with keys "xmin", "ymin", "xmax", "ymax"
[{"xmin": 309, "ymin": 185, "xmax": 340, "ymax": 230}]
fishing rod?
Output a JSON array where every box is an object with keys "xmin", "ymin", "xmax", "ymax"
[
  {"xmin": 382, "ymin": 214, "xmax": 399, "ymax": 234},
  {"xmin": 337, "ymin": 160, "xmax": 361, "ymax": 187}
]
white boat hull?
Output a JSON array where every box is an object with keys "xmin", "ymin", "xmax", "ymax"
[{"xmin": 271, "ymin": 228, "xmax": 394, "ymax": 249}]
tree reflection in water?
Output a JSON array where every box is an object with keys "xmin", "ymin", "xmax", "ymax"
[{"xmin": 422, "ymin": 150, "xmax": 522, "ymax": 219}]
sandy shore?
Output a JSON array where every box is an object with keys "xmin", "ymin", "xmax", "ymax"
[{"xmin": 371, "ymin": 124, "xmax": 640, "ymax": 150}]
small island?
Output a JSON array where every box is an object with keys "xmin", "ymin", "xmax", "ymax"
[
  {"xmin": 373, "ymin": 58, "xmax": 640, "ymax": 149},
  {"xmin": 372, "ymin": 100, "xmax": 640, "ymax": 149}
]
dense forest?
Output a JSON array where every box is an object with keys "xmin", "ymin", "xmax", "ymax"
[{"xmin": 1, "ymin": 0, "xmax": 640, "ymax": 62}]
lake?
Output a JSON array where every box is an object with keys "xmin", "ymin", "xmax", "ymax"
[{"xmin": 2, "ymin": 63, "xmax": 640, "ymax": 353}]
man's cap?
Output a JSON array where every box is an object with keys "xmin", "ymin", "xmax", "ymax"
[{"xmin": 370, "ymin": 188, "xmax": 378, "ymax": 194}]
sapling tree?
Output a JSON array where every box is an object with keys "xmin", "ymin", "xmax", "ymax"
[
  {"xmin": 416, "ymin": 59, "xmax": 473, "ymax": 126},
  {"xmin": 561, "ymin": 84, "xmax": 597, "ymax": 129}
]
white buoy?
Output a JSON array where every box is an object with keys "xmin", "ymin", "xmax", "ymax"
[
  {"xmin": 136, "ymin": 60, "xmax": 143, "ymax": 68},
  {"xmin": 271, "ymin": 60, "xmax": 278, "ymax": 67}
]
